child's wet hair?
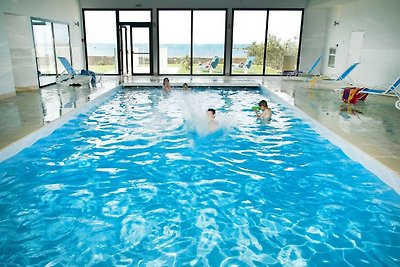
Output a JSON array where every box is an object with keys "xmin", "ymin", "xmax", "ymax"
[{"xmin": 258, "ymin": 100, "xmax": 268, "ymax": 107}]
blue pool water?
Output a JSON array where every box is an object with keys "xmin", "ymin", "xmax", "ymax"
[{"xmin": 0, "ymin": 87, "xmax": 399, "ymax": 266}]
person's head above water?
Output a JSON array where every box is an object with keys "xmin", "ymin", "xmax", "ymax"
[
  {"xmin": 163, "ymin": 77, "xmax": 171, "ymax": 90},
  {"xmin": 183, "ymin": 83, "xmax": 189, "ymax": 90},
  {"xmin": 207, "ymin": 108, "xmax": 216, "ymax": 119},
  {"xmin": 254, "ymin": 99, "xmax": 272, "ymax": 120},
  {"xmin": 258, "ymin": 100, "xmax": 268, "ymax": 110},
  {"xmin": 163, "ymin": 77, "xmax": 169, "ymax": 85}
]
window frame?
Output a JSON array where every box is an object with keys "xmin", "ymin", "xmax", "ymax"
[
  {"xmin": 82, "ymin": 8, "xmax": 153, "ymax": 76},
  {"xmin": 31, "ymin": 17, "xmax": 73, "ymax": 87},
  {"xmin": 230, "ymin": 8, "xmax": 304, "ymax": 76},
  {"xmin": 157, "ymin": 8, "xmax": 228, "ymax": 76}
]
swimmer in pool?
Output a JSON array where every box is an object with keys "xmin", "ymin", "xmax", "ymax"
[
  {"xmin": 207, "ymin": 108, "xmax": 217, "ymax": 132},
  {"xmin": 253, "ymin": 100, "xmax": 272, "ymax": 120},
  {"xmin": 163, "ymin": 77, "xmax": 172, "ymax": 91},
  {"xmin": 183, "ymin": 83, "xmax": 190, "ymax": 91}
]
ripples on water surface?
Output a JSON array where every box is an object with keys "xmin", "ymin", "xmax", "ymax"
[{"xmin": 0, "ymin": 88, "xmax": 399, "ymax": 266}]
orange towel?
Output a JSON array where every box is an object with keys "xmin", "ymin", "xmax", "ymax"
[
  {"xmin": 342, "ymin": 87, "xmax": 368, "ymax": 104},
  {"xmin": 348, "ymin": 88, "xmax": 359, "ymax": 102}
]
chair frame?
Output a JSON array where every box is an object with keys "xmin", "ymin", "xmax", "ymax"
[
  {"xmin": 56, "ymin": 57, "xmax": 102, "ymax": 87},
  {"xmin": 359, "ymin": 76, "xmax": 400, "ymax": 109},
  {"xmin": 281, "ymin": 56, "xmax": 323, "ymax": 79}
]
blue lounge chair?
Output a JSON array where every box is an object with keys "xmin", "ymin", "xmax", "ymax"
[
  {"xmin": 56, "ymin": 57, "xmax": 101, "ymax": 87},
  {"xmin": 324, "ymin": 62, "xmax": 360, "ymax": 81},
  {"xmin": 337, "ymin": 63, "xmax": 359, "ymax": 81},
  {"xmin": 199, "ymin": 56, "xmax": 220, "ymax": 73},
  {"xmin": 281, "ymin": 56, "xmax": 323, "ymax": 78},
  {"xmin": 309, "ymin": 62, "xmax": 360, "ymax": 88},
  {"xmin": 232, "ymin": 56, "xmax": 255, "ymax": 74},
  {"xmin": 358, "ymin": 76, "xmax": 400, "ymax": 109}
]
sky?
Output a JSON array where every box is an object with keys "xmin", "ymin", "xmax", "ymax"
[{"xmin": 84, "ymin": 10, "xmax": 302, "ymax": 45}]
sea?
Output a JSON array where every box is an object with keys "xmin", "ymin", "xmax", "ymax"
[{"xmin": 87, "ymin": 43, "xmax": 249, "ymax": 58}]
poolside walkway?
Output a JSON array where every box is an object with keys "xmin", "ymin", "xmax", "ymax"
[
  {"xmin": 1, "ymin": 75, "xmax": 399, "ymax": 178},
  {"xmin": 0, "ymin": 77, "xmax": 120, "ymax": 149},
  {"xmin": 260, "ymin": 77, "xmax": 400, "ymax": 176}
]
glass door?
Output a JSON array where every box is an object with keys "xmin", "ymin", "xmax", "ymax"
[
  {"xmin": 32, "ymin": 19, "xmax": 57, "ymax": 86},
  {"xmin": 119, "ymin": 25, "xmax": 129, "ymax": 75},
  {"xmin": 32, "ymin": 18, "xmax": 72, "ymax": 87},
  {"xmin": 53, "ymin": 23, "xmax": 72, "ymax": 74},
  {"xmin": 118, "ymin": 23, "xmax": 152, "ymax": 75},
  {"xmin": 131, "ymin": 27, "xmax": 151, "ymax": 74}
]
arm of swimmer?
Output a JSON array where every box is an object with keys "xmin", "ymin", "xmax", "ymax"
[{"xmin": 253, "ymin": 108, "xmax": 261, "ymax": 118}]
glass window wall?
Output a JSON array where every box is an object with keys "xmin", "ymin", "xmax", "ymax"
[
  {"xmin": 159, "ymin": 10, "xmax": 226, "ymax": 75},
  {"xmin": 119, "ymin": 11, "xmax": 151, "ymax": 22},
  {"xmin": 231, "ymin": 11, "xmax": 267, "ymax": 75},
  {"xmin": 32, "ymin": 20, "xmax": 56, "ymax": 86},
  {"xmin": 265, "ymin": 11, "xmax": 303, "ymax": 74},
  {"xmin": 53, "ymin": 23, "xmax": 71, "ymax": 75},
  {"xmin": 159, "ymin": 11, "xmax": 191, "ymax": 74},
  {"xmin": 232, "ymin": 9, "xmax": 303, "ymax": 75},
  {"xmin": 193, "ymin": 10, "xmax": 225, "ymax": 75},
  {"xmin": 32, "ymin": 18, "xmax": 72, "ymax": 87},
  {"xmin": 84, "ymin": 11, "xmax": 118, "ymax": 74}
]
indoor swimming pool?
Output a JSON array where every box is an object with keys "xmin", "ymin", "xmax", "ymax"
[{"xmin": 0, "ymin": 87, "xmax": 399, "ymax": 266}]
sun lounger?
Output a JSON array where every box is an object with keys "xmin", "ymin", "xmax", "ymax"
[
  {"xmin": 309, "ymin": 62, "xmax": 360, "ymax": 88},
  {"xmin": 341, "ymin": 76, "xmax": 400, "ymax": 109},
  {"xmin": 232, "ymin": 56, "xmax": 255, "ymax": 74},
  {"xmin": 281, "ymin": 56, "xmax": 322, "ymax": 78},
  {"xmin": 199, "ymin": 56, "xmax": 220, "ymax": 73},
  {"xmin": 56, "ymin": 57, "xmax": 102, "ymax": 87}
]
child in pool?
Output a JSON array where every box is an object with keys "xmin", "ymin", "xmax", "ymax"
[
  {"xmin": 207, "ymin": 108, "xmax": 217, "ymax": 132},
  {"xmin": 183, "ymin": 83, "xmax": 190, "ymax": 91},
  {"xmin": 253, "ymin": 100, "xmax": 272, "ymax": 120},
  {"xmin": 163, "ymin": 77, "xmax": 172, "ymax": 91}
]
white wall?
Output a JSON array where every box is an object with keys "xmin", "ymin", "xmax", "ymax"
[
  {"xmin": 0, "ymin": 0, "xmax": 83, "ymax": 97},
  {"xmin": 298, "ymin": 7, "xmax": 329, "ymax": 74},
  {"xmin": 4, "ymin": 14, "xmax": 38, "ymax": 89},
  {"xmin": 0, "ymin": 13, "xmax": 16, "ymax": 99},
  {"xmin": 301, "ymin": 0, "xmax": 400, "ymax": 87}
]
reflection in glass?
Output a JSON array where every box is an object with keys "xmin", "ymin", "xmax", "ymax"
[
  {"xmin": 84, "ymin": 11, "xmax": 118, "ymax": 74},
  {"xmin": 32, "ymin": 20, "xmax": 56, "ymax": 86},
  {"xmin": 159, "ymin": 11, "xmax": 191, "ymax": 74},
  {"xmin": 192, "ymin": 10, "xmax": 225, "ymax": 75},
  {"xmin": 265, "ymin": 11, "xmax": 302, "ymax": 74},
  {"xmin": 232, "ymin": 11, "xmax": 267, "ymax": 75}
]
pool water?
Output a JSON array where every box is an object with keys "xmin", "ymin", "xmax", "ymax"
[{"xmin": 0, "ymin": 87, "xmax": 399, "ymax": 266}]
